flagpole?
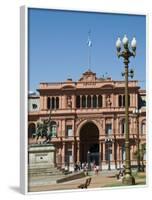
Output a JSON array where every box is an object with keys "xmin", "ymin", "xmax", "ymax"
[
  {"xmin": 87, "ymin": 30, "xmax": 92, "ymax": 71},
  {"xmin": 88, "ymin": 42, "xmax": 91, "ymax": 70}
]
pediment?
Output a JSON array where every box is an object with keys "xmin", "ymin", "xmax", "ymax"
[
  {"xmin": 61, "ymin": 85, "xmax": 76, "ymax": 90},
  {"xmin": 79, "ymin": 70, "xmax": 97, "ymax": 82},
  {"xmin": 100, "ymin": 84, "xmax": 114, "ymax": 89}
]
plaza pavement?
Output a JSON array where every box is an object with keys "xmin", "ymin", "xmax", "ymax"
[{"xmin": 28, "ymin": 171, "xmax": 146, "ymax": 193}]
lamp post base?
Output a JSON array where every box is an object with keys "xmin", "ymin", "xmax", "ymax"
[{"xmin": 122, "ymin": 174, "xmax": 135, "ymax": 185}]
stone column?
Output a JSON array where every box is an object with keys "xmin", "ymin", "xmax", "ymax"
[
  {"xmin": 116, "ymin": 142, "xmax": 120, "ymax": 168},
  {"xmin": 58, "ymin": 121, "xmax": 61, "ymax": 137},
  {"xmin": 62, "ymin": 95, "xmax": 67, "ymax": 109},
  {"xmin": 59, "ymin": 147, "xmax": 62, "ymax": 167},
  {"xmin": 102, "ymin": 142, "xmax": 106, "ymax": 161},
  {"xmin": 103, "ymin": 94, "xmax": 106, "ymax": 107},
  {"xmin": 72, "ymin": 95, "xmax": 76, "ymax": 109},
  {"xmin": 72, "ymin": 142, "xmax": 75, "ymax": 164},
  {"xmin": 111, "ymin": 94, "xmax": 113, "ymax": 107},
  {"xmin": 114, "ymin": 94, "xmax": 116, "ymax": 107},
  {"xmin": 135, "ymin": 93, "xmax": 138, "ymax": 108},
  {"xmin": 86, "ymin": 95, "xmax": 88, "ymax": 108},
  {"xmin": 133, "ymin": 93, "xmax": 136, "ymax": 107},
  {"xmin": 133, "ymin": 144, "xmax": 137, "ymax": 165},
  {"xmin": 112, "ymin": 118, "xmax": 114, "ymax": 135},
  {"xmin": 62, "ymin": 142, "xmax": 65, "ymax": 167},
  {"xmin": 119, "ymin": 145, "xmax": 122, "ymax": 168},
  {"xmin": 112, "ymin": 142, "xmax": 115, "ymax": 162},
  {"xmin": 115, "ymin": 118, "xmax": 119, "ymax": 136},
  {"xmin": 103, "ymin": 118, "xmax": 106, "ymax": 136},
  {"xmin": 115, "ymin": 95, "xmax": 118, "ymax": 107},
  {"xmin": 91, "ymin": 95, "xmax": 93, "ymax": 108},
  {"xmin": 130, "ymin": 145, "xmax": 133, "ymax": 164},
  {"xmin": 59, "ymin": 96, "xmax": 62, "ymax": 109},
  {"xmin": 72, "ymin": 120, "xmax": 75, "ymax": 137},
  {"xmin": 120, "ymin": 145, "xmax": 123, "ymax": 166},
  {"xmin": 40, "ymin": 96, "xmax": 44, "ymax": 110},
  {"xmin": 44, "ymin": 96, "xmax": 47, "ymax": 110},
  {"xmin": 130, "ymin": 94, "xmax": 132, "ymax": 107},
  {"xmin": 80, "ymin": 95, "xmax": 82, "ymax": 109},
  {"xmin": 77, "ymin": 141, "xmax": 80, "ymax": 163},
  {"xmin": 99, "ymin": 140, "xmax": 102, "ymax": 168},
  {"xmin": 97, "ymin": 95, "xmax": 99, "ymax": 108}
]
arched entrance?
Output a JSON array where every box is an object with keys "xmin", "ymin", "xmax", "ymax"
[{"xmin": 80, "ymin": 122, "xmax": 99, "ymax": 165}]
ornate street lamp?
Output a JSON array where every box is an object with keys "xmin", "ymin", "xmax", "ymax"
[
  {"xmin": 105, "ymin": 138, "xmax": 112, "ymax": 170},
  {"xmin": 116, "ymin": 35, "xmax": 136, "ymax": 185},
  {"xmin": 133, "ymin": 108, "xmax": 141, "ymax": 172}
]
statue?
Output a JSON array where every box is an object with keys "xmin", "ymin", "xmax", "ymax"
[
  {"xmin": 34, "ymin": 120, "xmax": 52, "ymax": 144},
  {"xmin": 67, "ymin": 96, "xmax": 72, "ymax": 108},
  {"xmin": 106, "ymin": 95, "xmax": 112, "ymax": 107}
]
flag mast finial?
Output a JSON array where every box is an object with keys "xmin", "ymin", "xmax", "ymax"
[{"xmin": 87, "ymin": 30, "xmax": 92, "ymax": 71}]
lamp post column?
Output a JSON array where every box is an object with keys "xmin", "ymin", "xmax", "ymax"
[
  {"xmin": 124, "ymin": 60, "xmax": 132, "ymax": 180},
  {"xmin": 136, "ymin": 115, "xmax": 140, "ymax": 172},
  {"xmin": 116, "ymin": 35, "xmax": 136, "ymax": 185}
]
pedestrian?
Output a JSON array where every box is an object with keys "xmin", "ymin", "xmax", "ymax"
[
  {"xmin": 96, "ymin": 165, "xmax": 99, "ymax": 175},
  {"xmin": 94, "ymin": 164, "xmax": 97, "ymax": 175}
]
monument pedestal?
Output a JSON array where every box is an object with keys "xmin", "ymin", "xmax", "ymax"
[{"xmin": 28, "ymin": 144, "xmax": 56, "ymax": 176}]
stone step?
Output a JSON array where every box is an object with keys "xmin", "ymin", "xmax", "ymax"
[
  {"xmin": 28, "ymin": 167, "xmax": 63, "ymax": 177},
  {"xmin": 28, "ymin": 175, "xmax": 66, "ymax": 186},
  {"xmin": 29, "ymin": 168, "xmax": 62, "ymax": 173},
  {"xmin": 28, "ymin": 172, "xmax": 85, "ymax": 187}
]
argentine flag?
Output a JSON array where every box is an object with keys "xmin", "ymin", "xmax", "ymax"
[{"xmin": 87, "ymin": 38, "xmax": 92, "ymax": 47}]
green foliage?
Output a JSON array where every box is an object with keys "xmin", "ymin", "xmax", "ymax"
[{"xmin": 134, "ymin": 143, "xmax": 146, "ymax": 161}]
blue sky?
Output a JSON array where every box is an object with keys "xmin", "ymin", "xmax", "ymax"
[{"xmin": 28, "ymin": 8, "xmax": 146, "ymax": 92}]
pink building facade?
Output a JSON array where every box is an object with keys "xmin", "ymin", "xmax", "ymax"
[{"xmin": 28, "ymin": 70, "xmax": 146, "ymax": 170}]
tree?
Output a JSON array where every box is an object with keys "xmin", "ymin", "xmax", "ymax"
[{"xmin": 134, "ymin": 143, "xmax": 146, "ymax": 172}]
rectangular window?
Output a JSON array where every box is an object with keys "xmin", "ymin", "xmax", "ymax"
[
  {"xmin": 105, "ymin": 143, "xmax": 112, "ymax": 161},
  {"xmin": 51, "ymin": 125, "xmax": 57, "ymax": 137},
  {"xmin": 122, "ymin": 144, "xmax": 125, "ymax": 160},
  {"xmin": 141, "ymin": 123, "xmax": 146, "ymax": 135},
  {"xmin": 122, "ymin": 123, "xmax": 125, "ymax": 135},
  {"xmin": 105, "ymin": 124, "xmax": 112, "ymax": 135},
  {"xmin": 66, "ymin": 125, "xmax": 73, "ymax": 137},
  {"xmin": 65, "ymin": 145, "xmax": 73, "ymax": 164}
]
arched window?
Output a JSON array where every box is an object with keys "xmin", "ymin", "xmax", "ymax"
[
  {"xmin": 50, "ymin": 121, "xmax": 57, "ymax": 137},
  {"xmin": 52, "ymin": 97, "xmax": 55, "ymax": 109},
  {"xmin": 28, "ymin": 123, "xmax": 36, "ymax": 138},
  {"xmin": 47, "ymin": 97, "xmax": 50, "ymax": 109},
  {"xmin": 122, "ymin": 143, "xmax": 125, "ymax": 161},
  {"xmin": 121, "ymin": 119, "xmax": 125, "ymax": 135},
  {"xmin": 82, "ymin": 95, "xmax": 86, "ymax": 108},
  {"xmin": 56, "ymin": 97, "xmax": 59, "ymax": 109},
  {"xmin": 98, "ymin": 95, "xmax": 102, "ymax": 107},
  {"xmin": 123, "ymin": 95, "xmax": 125, "ymax": 107},
  {"xmin": 93, "ymin": 95, "xmax": 97, "ymax": 108},
  {"xmin": 128, "ymin": 95, "xmax": 130, "ymax": 107},
  {"xmin": 141, "ymin": 120, "xmax": 146, "ymax": 135},
  {"xmin": 122, "ymin": 95, "xmax": 130, "ymax": 107},
  {"xmin": 118, "ymin": 95, "xmax": 122, "ymax": 107},
  {"xmin": 76, "ymin": 96, "xmax": 80, "ymax": 108},
  {"xmin": 87, "ymin": 95, "xmax": 91, "ymax": 108}
]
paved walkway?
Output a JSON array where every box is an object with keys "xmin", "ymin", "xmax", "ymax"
[
  {"xmin": 28, "ymin": 172, "xmax": 146, "ymax": 193},
  {"xmin": 29, "ymin": 175, "xmax": 122, "ymax": 192}
]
